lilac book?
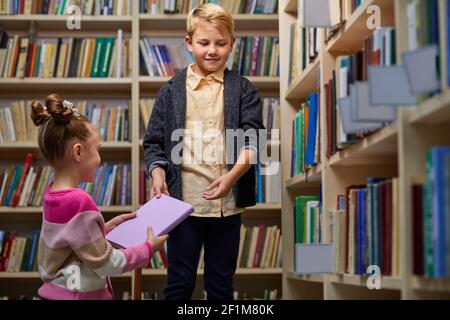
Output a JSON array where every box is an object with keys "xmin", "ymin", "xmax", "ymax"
[{"xmin": 106, "ymin": 194, "xmax": 194, "ymax": 249}]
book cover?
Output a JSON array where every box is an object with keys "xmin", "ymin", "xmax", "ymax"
[{"xmin": 106, "ymin": 194, "xmax": 194, "ymax": 249}]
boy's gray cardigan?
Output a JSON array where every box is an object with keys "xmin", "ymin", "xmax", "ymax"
[{"xmin": 143, "ymin": 67, "xmax": 265, "ymax": 208}]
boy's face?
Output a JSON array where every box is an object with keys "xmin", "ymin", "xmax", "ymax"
[{"xmin": 185, "ymin": 20, "xmax": 234, "ymax": 76}]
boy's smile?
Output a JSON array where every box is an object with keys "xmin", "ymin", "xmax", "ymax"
[{"xmin": 185, "ymin": 20, "xmax": 234, "ymax": 77}]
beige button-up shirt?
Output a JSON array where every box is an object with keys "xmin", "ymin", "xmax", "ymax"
[{"xmin": 182, "ymin": 64, "xmax": 244, "ymax": 218}]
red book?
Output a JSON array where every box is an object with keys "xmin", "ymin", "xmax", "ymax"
[
  {"xmin": 0, "ymin": 230, "xmax": 16, "ymax": 272},
  {"xmin": 372, "ymin": 50, "xmax": 381, "ymax": 67},
  {"xmin": 159, "ymin": 248, "xmax": 168, "ymax": 269},
  {"xmin": 11, "ymin": 153, "xmax": 33, "ymax": 207},
  {"xmin": 253, "ymin": 225, "xmax": 265, "ymax": 268},
  {"xmin": 139, "ymin": 170, "xmax": 145, "ymax": 205},
  {"xmin": 412, "ymin": 184, "xmax": 424, "ymax": 275}
]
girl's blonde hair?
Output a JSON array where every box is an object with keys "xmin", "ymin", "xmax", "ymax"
[
  {"xmin": 31, "ymin": 94, "xmax": 92, "ymax": 165},
  {"xmin": 186, "ymin": 3, "xmax": 234, "ymax": 37}
]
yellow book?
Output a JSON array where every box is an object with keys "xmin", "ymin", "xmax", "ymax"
[{"xmin": 56, "ymin": 43, "xmax": 68, "ymax": 78}]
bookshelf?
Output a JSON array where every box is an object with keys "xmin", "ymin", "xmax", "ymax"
[
  {"xmin": 0, "ymin": 2, "xmax": 281, "ymax": 300},
  {"xmin": 280, "ymin": 0, "xmax": 450, "ymax": 300}
]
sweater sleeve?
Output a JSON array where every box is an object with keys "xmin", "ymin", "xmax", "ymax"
[{"xmin": 65, "ymin": 209, "xmax": 153, "ymax": 277}]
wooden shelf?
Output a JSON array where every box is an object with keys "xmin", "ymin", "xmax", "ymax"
[
  {"xmin": 0, "ymin": 15, "xmax": 132, "ymax": 31},
  {"xmin": 410, "ymin": 90, "xmax": 450, "ymax": 125},
  {"xmin": 286, "ymin": 272, "xmax": 324, "ymax": 283},
  {"xmin": 246, "ymin": 203, "xmax": 281, "ymax": 211},
  {"xmin": 286, "ymin": 165, "xmax": 322, "ymax": 189},
  {"xmin": 141, "ymin": 268, "xmax": 282, "ymax": 277},
  {"xmin": 328, "ymin": 274, "xmax": 402, "ymax": 290},
  {"xmin": 285, "ymin": 58, "xmax": 320, "ymax": 100},
  {"xmin": 0, "ymin": 78, "xmax": 132, "ymax": 92},
  {"xmin": 0, "ymin": 141, "xmax": 132, "ymax": 151},
  {"xmin": 0, "ymin": 206, "xmax": 133, "ymax": 214},
  {"xmin": 326, "ymin": 0, "xmax": 395, "ymax": 53},
  {"xmin": 0, "ymin": 272, "xmax": 132, "ymax": 279},
  {"xmin": 140, "ymin": 76, "xmax": 279, "ymax": 92},
  {"xmin": 284, "ymin": 0, "xmax": 298, "ymax": 14},
  {"xmin": 328, "ymin": 123, "xmax": 398, "ymax": 166},
  {"xmin": 411, "ymin": 276, "xmax": 450, "ymax": 293},
  {"xmin": 140, "ymin": 14, "xmax": 278, "ymax": 31}
]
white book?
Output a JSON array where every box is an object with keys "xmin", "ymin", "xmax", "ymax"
[
  {"xmin": 0, "ymin": 168, "xmax": 9, "ymax": 202},
  {"xmin": 407, "ymin": 1, "xmax": 417, "ymax": 51},
  {"xmin": 306, "ymin": 201, "xmax": 319, "ymax": 243},
  {"xmin": 18, "ymin": 166, "xmax": 33, "ymax": 207},
  {"xmin": 4, "ymin": 107, "xmax": 16, "ymax": 142},
  {"xmin": 116, "ymin": 29, "xmax": 123, "ymax": 77},
  {"xmin": 236, "ymin": 225, "xmax": 246, "ymax": 269},
  {"xmin": 14, "ymin": 237, "xmax": 27, "ymax": 272},
  {"xmin": 139, "ymin": 39, "xmax": 153, "ymax": 76}
]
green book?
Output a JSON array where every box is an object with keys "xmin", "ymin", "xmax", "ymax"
[
  {"xmin": 424, "ymin": 150, "xmax": 434, "ymax": 277},
  {"xmin": 91, "ymin": 38, "xmax": 104, "ymax": 78},
  {"xmin": 99, "ymin": 38, "xmax": 115, "ymax": 78},
  {"xmin": 295, "ymin": 196, "xmax": 319, "ymax": 244},
  {"xmin": 20, "ymin": 238, "xmax": 32, "ymax": 272}
]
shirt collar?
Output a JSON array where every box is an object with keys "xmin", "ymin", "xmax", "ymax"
[{"xmin": 186, "ymin": 64, "xmax": 226, "ymax": 90}]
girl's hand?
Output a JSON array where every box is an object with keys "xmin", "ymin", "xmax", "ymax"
[
  {"xmin": 147, "ymin": 227, "xmax": 169, "ymax": 252},
  {"xmin": 202, "ymin": 173, "xmax": 235, "ymax": 200},
  {"xmin": 106, "ymin": 212, "xmax": 137, "ymax": 233},
  {"xmin": 150, "ymin": 167, "xmax": 169, "ymax": 199}
]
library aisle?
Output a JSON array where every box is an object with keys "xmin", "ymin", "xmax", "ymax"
[{"xmin": 1, "ymin": 0, "xmax": 450, "ymax": 301}]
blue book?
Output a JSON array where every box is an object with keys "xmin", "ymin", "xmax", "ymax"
[
  {"xmin": 356, "ymin": 189, "xmax": 366, "ymax": 275},
  {"xmin": 430, "ymin": 147, "xmax": 450, "ymax": 277},
  {"xmin": 448, "ymin": 0, "xmax": 450, "ymax": 87},
  {"xmin": 0, "ymin": 230, "xmax": 5, "ymax": 254},
  {"xmin": 305, "ymin": 93, "xmax": 318, "ymax": 166},
  {"xmin": 27, "ymin": 229, "xmax": 40, "ymax": 272},
  {"xmin": 98, "ymin": 166, "xmax": 112, "ymax": 206},
  {"xmin": 256, "ymin": 162, "xmax": 263, "ymax": 203},
  {"xmin": 367, "ymin": 178, "xmax": 384, "ymax": 268}
]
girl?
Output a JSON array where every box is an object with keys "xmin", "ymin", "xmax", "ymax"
[{"xmin": 31, "ymin": 94, "xmax": 168, "ymax": 300}]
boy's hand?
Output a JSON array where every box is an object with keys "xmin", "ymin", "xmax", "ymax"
[
  {"xmin": 150, "ymin": 167, "xmax": 169, "ymax": 198},
  {"xmin": 146, "ymin": 227, "xmax": 169, "ymax": 252},
  {"xmin": 106, "ymin": 212, "xmax": 137, "ymax": 232},
  {"xmin": 203, "ymin": 173, "xmax": 235, "ymax": 200}
]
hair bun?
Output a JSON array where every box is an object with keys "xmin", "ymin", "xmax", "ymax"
[
  {"xmin": 45, "ymin": 94, "xmax": 73, "ymax": 125},
  {"xmin": 30, "ymin": 100, "xmax": 51, "ymax": 126}
]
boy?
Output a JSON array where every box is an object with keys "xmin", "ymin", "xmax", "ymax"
[{"xmin": 143, "ymin": 3, "xmax": 264, "ymax": 300}]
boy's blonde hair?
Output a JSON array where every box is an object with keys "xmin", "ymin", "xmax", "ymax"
[{"xmin": 186, "ymin": 3, "xmax": 234, "ymax": 38}]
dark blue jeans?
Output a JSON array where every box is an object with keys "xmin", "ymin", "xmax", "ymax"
[{"xmin": 164, "ymin": 213, "xmax": 241, "ymax": 300}]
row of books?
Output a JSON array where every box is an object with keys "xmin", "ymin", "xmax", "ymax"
[
  {"xmin": 230, "ymin": 36, "xmax": 279, "ymax": 77},
  {"xmin": 0, "ymin": 101, "xmax": 38, "ymax": 143},
  {"xmin": 0, "ymin": 99, "xmax": 129, "ymax": 143},
  {"xmin": 0, "ymin": 230, "xmax": 40, "ymax": 273},
  {"xmin": 139, "ymin": 0, "xmax": 277, "ymax": 15},
  {"xmin": 295, "ymin": 178, "xmax": 400, "ymax": 277},
  {"xmin": 0, "ymin": 154, "xmax": 55, "ymax": 208},
  {"xmin": 255, "ymin": 160, "xmax": 281, "ymax": 204},
  {"xmin": 140, "ymin": 36, "xmax": 280, "ymax": 77},
  {"xmin": 0, "ymin": 29, "xmax": 130, "ymax": 78},
  {"xmin": 288, "ymin": 22, "xmax": 319, "ymax": 84},
  {"xmin": 412, "ymin": 147, "xmax": 450, "ymax": 278},
  {"xmin": 405, "ymin": 0, "xmax": 447, "ymax": 92},
  {"xmin": 233, "ymin": 224, "xmax": 282, "ymax": 269},
  {"xmin": 74, "ymin": 100, "xmax": 130, "ymax": 142},
  {"xmin": 328, "ymin": 178, "xmax": 399, "ymax": 276},
  {"xmin": 290, "ymin": 92, "xmax": 320, "ymax": 177},
  {"xmin": 139, "ymin": 38, "xmax": 193, "ymax": 76},
  {"xmin": 79, "ymin": 163, "xmax": 132, "ymax": 206},
  {"xmin": 0, "ymin": 0, "xmax": 132, "ymax": 15},
  {"xmin": 324, "ymin": 27, "xmax": 396, "ymax": 158}
]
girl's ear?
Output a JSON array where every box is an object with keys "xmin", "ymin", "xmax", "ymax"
[
  {"xmin": 72, "ymin": 143, "xmax": 82, "ymax": 162},
  {"xmin": 185, "ymin": 35, "xmax": 194, "ymax": 52}
]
